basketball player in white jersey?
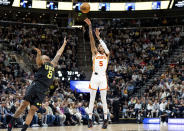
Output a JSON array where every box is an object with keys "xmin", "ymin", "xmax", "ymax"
[{"xmin": 84, "ymin": 18, "xmax": 110, "ymax": 129}]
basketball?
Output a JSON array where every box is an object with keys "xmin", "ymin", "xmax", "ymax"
[{"xmin": 80, "ymin": 3, "xmax": 90, "ymax": 13}]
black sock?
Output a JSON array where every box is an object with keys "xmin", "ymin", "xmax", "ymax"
[
  {"xmin": 8, "ymin": 117, "xmax": 17, "ymax": 128},
  {"xmin": 21, "ymin": 124, "xmax": 28, "ymax": 131},
  {"xmin": 38, "ymin": 118, "xmax": 42, "ymax": 126}
]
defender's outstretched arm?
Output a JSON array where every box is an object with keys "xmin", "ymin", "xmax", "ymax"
[
  {"xmin": 51, "ymin": 37, "xmax": 67, "ymax": 67},
  {"xmin": 34, "ymin": 48, "xmax": 43, "ymax": 67}
]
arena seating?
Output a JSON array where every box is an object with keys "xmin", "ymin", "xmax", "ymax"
[
  {"xmin": 93, "ymin": 20, "xmax": 184, "ymax": 122},
  {"xmin": 0, "ymin": 17, "xmax": 184, "ymax": 128},
  {"xmin": 0, "ymin": 23, "xmax": 87, "ymax": 127}
]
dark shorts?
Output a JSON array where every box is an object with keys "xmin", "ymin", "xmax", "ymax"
[{"xmin": 23, "ymin": 82, "xmax": 47, "ymax": 108}]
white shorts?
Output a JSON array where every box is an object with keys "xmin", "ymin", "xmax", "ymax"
[{"xmin": 89, "ymin": 73, "xmax": 108, "ymax": 91}]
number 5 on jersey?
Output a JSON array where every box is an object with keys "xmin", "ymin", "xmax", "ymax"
[{"xmin": 99, "ymin": 61, "xmax": 103, "ymax": 66}]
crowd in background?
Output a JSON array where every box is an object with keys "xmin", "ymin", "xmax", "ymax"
[
  {"xmin": 102, "ymin": 26, "xmax": 182, "ymax": 95},
  {"xmin": 120, "ymin": 58, "xmax": 184, "ymax": 123},
  {"xmin": 0, "ymin": 25, "xmax": 88, "ymax": 128},
  {"xmin": 0, "ymin": 17, "xmax": 184, "ymax": 129},
  {"xmin": 91, "ymin": 22, "xmax": 184, "ymax": 122},
  {"xmin": 0, "ymin": 52, "xmax": 113, "ymax": 127},
  {"xmin": 0, "ymin": 24, "xmax": 86, "ymax": 80}
]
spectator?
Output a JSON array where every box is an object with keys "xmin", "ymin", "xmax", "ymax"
[
  {"xmin": 134, "ymin": 100, "xmax": 142, "ymax": 117},
  {"xmin": 50, "ymin": 101, "xmax": 66, "ymax": 126},
  {"xmin": 0, "ymin": 100, "xmax": 11, "ymax": 128},
  {"xmin": 147, "ymin": 101, "xmax": 154, "ymax": 118},
  {"xmin": 72, "ymin": 103, "xmax": 82, "ymax": 125},
  {"xmin": 152, "ymin": 100, "xmax": 160, "ymax": 117},
  {"xmin": 45, "ymin": 102, "xmax": 55, "ymax": 126},
  {"xmin": 159, "ymin": 99, "xmax": 167, "ymax": 116},
  {"xmin": 78, "ymin": 103, "xmax": 89, "ymax": 125},
  {"xmin": 9, "ymin": 101, "xmax": 24, "ymax": 127}
]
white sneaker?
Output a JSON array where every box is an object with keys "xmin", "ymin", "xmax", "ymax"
[
  {"xmin": 42, "ymin": 123, "xmax": 48, "ymax": 127},
  {"xmin": 32, "ymin": 124, "xmax": 39, "ymax": 127},
  {"xmin": 160, "ymin": 122, "xmax": 163, "ymax": 126},
  {"xmin": 94, "ymin": 121, "xmax": 97, "ymax": 125},
  {"xmin": 163, "ymin": 122, "xmax": 167, "ymax": 126}
]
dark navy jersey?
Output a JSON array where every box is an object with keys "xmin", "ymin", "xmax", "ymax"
[{"xmin": 34, "ymin": 62, "xmax": 55, "ymax": 90}]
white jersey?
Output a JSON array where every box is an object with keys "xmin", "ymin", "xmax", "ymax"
[
  {"xmin": 89, "ymin": 52, "xmax": 109, "ymax": 91},
  {"xmin": 92, "ymin": 53, "xmax": 108, "ymax": 76}
]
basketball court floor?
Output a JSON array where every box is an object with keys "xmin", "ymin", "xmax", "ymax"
[{"xmin": 2, "ymin": 124, "xmax": 184, "ymax": 131}]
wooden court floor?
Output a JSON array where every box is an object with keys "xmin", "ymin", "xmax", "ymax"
[{"xmin": 2, "ymin": 124, "xmax": 184, "ymax": 131}]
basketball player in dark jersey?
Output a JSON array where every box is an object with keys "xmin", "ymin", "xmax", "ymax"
[{"xmin": 7, "ymin": 37, "xmax": 68, "ymax": 131}]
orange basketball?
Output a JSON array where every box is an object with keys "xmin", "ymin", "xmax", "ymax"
[{"xmin": 80, "ymin": 3, "xmax": 90, "ymax": 13}]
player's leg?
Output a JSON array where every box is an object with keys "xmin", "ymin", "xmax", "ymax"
[
  {"xmin": 100, "ymin": 89, "xmax": 108, "ymax": 129},
  {"xmin": 8, "ymin": 100, "xmax": 30, "ymax": 131},
  {"xmin": 99, "ymin": 77, "xmax": 108, "ymax": 120},
  {"xmin": 88, "ymin": 89, "xmax": 97, "ymax": 119},
  {"xmin": 21, "ymin": 105, "xmax": 38, "ymax": 131},
  {"xmin": 99, "ymin": 78, "xmax": 108, "ymax": 129},
  {"xmin": 88, "ymin": 89, "xmax": 97, "ymax": 128},
  {"xmin": 88, "ymin": 76, "xmax": 98, "ymax": 120},
  {"xmin": 88, "ymin": 77, "xmax": 99, "ymax": 128},
  {"xmin": 100, "ymin": 90, "xmax": 108, "ymax": 120},
  {"xmin": 8, "ymin": 84, "xmax": 36, "ymax": 130},
  {"xmin": 14, "ymin": 101, "xmax": 30, "ymax": 118}
]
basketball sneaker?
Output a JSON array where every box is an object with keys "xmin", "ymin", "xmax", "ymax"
[
  {"xmin": 88, "ymin": 119, "xmax": 93, "ymax": 128},
  {"xmin": 102, "ymin": 119, "xmax": 108, "ymax": 129}
]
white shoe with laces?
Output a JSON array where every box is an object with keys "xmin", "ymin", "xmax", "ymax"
[{"xmin": 163, "ymin": 122, "xmax": 167, "ymax": 126}]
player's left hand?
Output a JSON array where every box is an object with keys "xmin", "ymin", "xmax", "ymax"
[
  {"xmin": 84, "ymin": 18, "xmax": 92, "ymax": 26},
  {"xmin": 95, "ymin": 28, "xmax": 100, "ymax": 38},
  {"xmin": 64, "ymin": 36, "xmax": 67, "ymax": 44},
  {"xmin": 34, "ymin": 48, "xmax": 41, "ymax": 55}
]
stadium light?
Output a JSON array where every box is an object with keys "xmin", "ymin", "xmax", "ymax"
[{"xmin": 72, "ymin": 25, "xmax": 82, "ymax": 28}]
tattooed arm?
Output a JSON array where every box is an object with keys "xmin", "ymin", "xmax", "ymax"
[
  {"xmin": 51, "ymin": 37, "xmax": 67, "ymax": 67},
  {"xmin": 34, "ymin": 48, "xmax": 43, "ymax": 67}
]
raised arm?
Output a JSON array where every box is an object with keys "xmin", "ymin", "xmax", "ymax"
[
  {"xmin": 95, "ymin": 28, "xmax": 110, "ymax": 57},
  {"xmin": 51, "ymin": 37, "xmax": 67, "ymax": 67},
  {"xmin": 34, "ymin": 48, "xmax": 43, "ymax": 68},
  {"xmin": 84, "ymin": 18, "xmax": 97, "ymax": 57}
]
